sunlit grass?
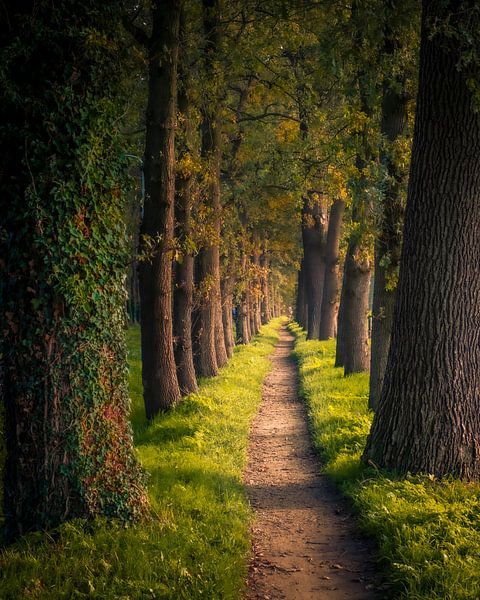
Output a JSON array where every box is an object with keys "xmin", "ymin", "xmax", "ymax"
[
  {"xmin": 0, "ymin": 318, "xmax": 284, "ymax": 599},
  {"xmin": 290, "ymin": 322, "xmax": 480, "ymax": 600}
]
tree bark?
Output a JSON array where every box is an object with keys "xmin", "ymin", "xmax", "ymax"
[
  {"xmin": 260, "ymin": 251, "xmax": 271, "ymax": 324},
  {"xmin": 319, "ymin": 199, "xmax": 345, "ymax": 339},
  {"xmin": 235, "ymin": 250, "xmax": 250, "ymax": 344},
  {"xmin": 1, "ymin": 0, "xmax": 147, "ymax": 541},
  {"xmin": 173, "ymin": 21, "xmax": 198, "ymax": 396},
  {"xmin": 236, "ymin": 296, "xmax": 250, "ymax": 344},
  {"xmin": 295, "ymin": 259, "xmax": 308, "ymax": 329},
  {"xmin": 139, "ymin": 0, "xmax": 181, "ymax": 418},
  {"xmin": 194, "ymin": 251, "xmax": 218, "ymax": 376},
  {"xmin": 252, "ymin": 240, "xmax": 263, "ymax": 332},
  {"xmin": 221, "ymin": 266, "xmax": 236, "ymax": 357},
  {"xmin": 195, "ymin": 0, "xmax": 227, "ymax": 374},
  {"xmin": 334, "ymin": 265, "xmax": 347, "ymax": 367},
  {"xmin": 369, "ymin": 68, "xmax": 408, "ymax": 410},
  {"xmin": 364, "ymin": 0, "xmax": 480, "ymax": 478},
  {"xmin": 342, "ymin": 245, "xmax": 371, "ymax": 375},
  {"xmin": 248, "ymin": 286, "xmax": 257, "ymax": 335},
  {"xmin": 302, "ymin": 193, "xmax": 328, "ymax": 340}
]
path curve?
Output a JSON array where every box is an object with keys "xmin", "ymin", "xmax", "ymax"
[{"xmin": 244, "ymin": 325, "xmax": 379, "ymax": 600}]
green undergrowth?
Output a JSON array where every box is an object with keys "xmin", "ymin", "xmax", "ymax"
[
  {"xmin": 0, "ymin": 318, "xmax": 284, "ymax": 599},
  {"xmin": 290, "ymin": 322, "xmax": 480, "ymax": 600}
]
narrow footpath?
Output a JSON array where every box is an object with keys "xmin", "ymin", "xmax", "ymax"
[{"xmin": 244, "ymin": 326, "xmax": 379, "ymax": 600}]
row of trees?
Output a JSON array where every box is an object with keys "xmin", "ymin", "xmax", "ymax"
[
  {"xmin": 124, "ymin": 0, "xmax": 294, "ymax": 419},
  {"xmin": 2, "ymin": 0, "xmax": 480, "ymax": 543},
  {"xmin": 292, "ymin": 0, "xmax": 480, "ymax": 480},
  {"xmin": 1, "ymin": 0, "xmax": 301, "ymax": 540},
  {"xmin": 291, "ymin": 0, "xmax": 418, "ymax": 410}
]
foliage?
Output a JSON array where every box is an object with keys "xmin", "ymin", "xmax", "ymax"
[
  {"xmin": 291, "ymin": 324, "xmax": 480, "ymax": 600},
  {"xmin": 0, "ymin": 319, "xmax": 283, "ymax": 599}
]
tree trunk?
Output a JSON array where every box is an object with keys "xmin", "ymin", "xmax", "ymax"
[
  {"xmin": 342, "ymin": 245, "xmax": 371, "ymax": 375},
  {"xmin": 194, "ymin": 250, "xmax": 219, "ymax": 377},
  {"xmin": 213, "ymin": 244, "xmax": 228, "ymax": 368},
  {"xmin": 195, "ymin": 0, "xmax": 227, "ymax": 374},
  {"xmin": 334, "ymin": 266, "xmax": 347, "ymax": 367},
  {"xmin": 1, "ymin": 0, "xmax": 147, "ymax": 542},
  {"xmin": 319, "ymin": 199, "xmax": 345, "ymax": 339},
  {"xmin": 369, "ymin": 85, "xmax": 408, "ymax": 409},
  {"xmin": 252, "ymin": 241, "xmax": 263, "ymax": 332},
  {"xmin": 364, "ymin": 0, "xmax": 480, "ymax": 478},
  {"xmin": 221, "ymin": 269, "xmax": 236, "ymax": 357},
  {"xmin": 235, "ymin": 251, "xmax": 250, "ymax": 344},
  {"xmin": 174, "ymin": 249, "xmax": 197, "ymax": 394},
  {"xmin": 248, "ymin": 287, "xmax": 257, "ymax": 335},
  {"xmin": 139, "ymin": 1, "xmax": 181, "ymax": 418},
  {"xmin": 173, "ymin": 25, "xmax": 198, "ymax": 396},
  {"xmin": 260, "ymin": 251, "xmax": 271, "ymax": 324},
  {"xmin": 368, "ymin": 21, "xmax": 409, "ymax": 410},
  {"xmin": 245, "ymin": 285, "xmax": 253, "ymax": 339},
  {"xmin": 236, "ymin": 292, "xmax": 250, "ymax": 344},
  {"xmin": 295, "ymin": 259, "xmax": 308, "ymax": 329},
  {"xmin": 302, "ymin": 193, "xmax": 328, "ymax": 340}
]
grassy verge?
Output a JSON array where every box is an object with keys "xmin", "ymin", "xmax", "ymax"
[
  {"xmin": 290, "ymin": 322, "xmax": 480, "ymax": 600},
  {"xmin": 0, "ymin": 318, "xmax": 283, "ymax": 599}
]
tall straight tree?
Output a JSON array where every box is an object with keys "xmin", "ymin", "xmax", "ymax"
[
  {"xmin": 235, "ymin": 235, "xmax": 251, "ymax": 344},
  {"xmin": 221, "ymin": 262, "xmax": 236, "ymax": 357},
  {"xmin": 260, "ymin": 247, "xmax": 272, "ymax": 324},
  {"xmin": 195, "ymin": 0, "xmax": 228, "ymax": 375},
  {"xmin": 364, "ymin": 0, "xmax": 480, "ymax": 478},
  {"xmin": 173, "ymin": 10, "xmax": 198, "ymax": 396},
  {"xmin": 341, "ymin": 159, "xmax": 373, "ymax": 375},
  {"xmin": 334, "ymin": 268, "xmax": 347, "ymax": 367},
  {"xmin": 336, "ymin": 0, "xmax": 380, "ymax": 375},
  {"xmin": 1, "ymin": 0, "xmax": 147, "ymax": 542},
  {"xmin": 138, "ymin": 0, "xmax": 182, "ymax": 418},
  {"xmin": 319, "ymin": 198, "xmax": 345, "ymax": 339},
  {"xmin": 368, "ymin": 0, "xmax": 417, "ymax": 410}
]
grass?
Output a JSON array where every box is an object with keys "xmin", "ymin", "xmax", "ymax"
[
  {"xmin": 0, "ymin": 318, "xmax": 284, "ymax": 599},
  {"xmin": 290, "ymin": 322, "xmax": 480, "ymax": 600}
]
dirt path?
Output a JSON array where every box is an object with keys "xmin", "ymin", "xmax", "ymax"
[{"xmin": 244, "ymin": 326, "xmax": 380, "ymax": 600}]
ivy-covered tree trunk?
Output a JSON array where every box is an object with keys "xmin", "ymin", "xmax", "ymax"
[
  {"xmin": 139, "ymin": 0, "xmax": 181, "ymax": 417},
  {"xmin": 1, "ymin": 0, "xmax": 147, "ymax": 542},
  {"xmin": 173, "ymin": 36, "xmax": 198, "ymax": 396},
  {"xmin": 364, "ymin": 0, "xmax": 480, "ymax": 478},
  {"xmin": 368, "ymin": 32, "xmax": 409, "ymax": 410},
  {"xmin": 319, "ymin": 199, "xmax": 345, "ymax": 339},
  {"xmin": 302, "ymin": 193, "xmax": 328, "ymax": 340}
]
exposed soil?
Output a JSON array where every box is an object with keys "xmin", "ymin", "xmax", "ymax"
[{"xmin": 244, "ymin": 326, "xmax": 381, "ymax": 600}]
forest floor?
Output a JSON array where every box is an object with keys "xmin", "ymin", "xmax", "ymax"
[{"xmin": 244, "ymin": 326, "xmax": 380, "ymax": 600}]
